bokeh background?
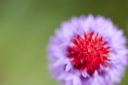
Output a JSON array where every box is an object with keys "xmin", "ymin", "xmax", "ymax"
[{"xmin": 0, "ymin": 0, "xmax": 128, "ymax": 85}]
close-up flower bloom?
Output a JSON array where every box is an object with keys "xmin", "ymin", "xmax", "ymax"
[{"xmin": 47, "ymin": 15, "xmax": 128, "ymax": 85}]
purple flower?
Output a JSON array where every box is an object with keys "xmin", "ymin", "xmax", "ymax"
[{"xmin": 47, "ymin": 15, "xmax": 128, "ymax": 85}]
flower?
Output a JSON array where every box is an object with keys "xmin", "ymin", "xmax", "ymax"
[{"xmin": 47, "ymin": 15, "xmax": 128, "ymax": 85}]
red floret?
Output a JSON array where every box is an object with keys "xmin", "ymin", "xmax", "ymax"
[{"xmin": 67, "ymin": 32, "xmax": 111, "ymax": 76}]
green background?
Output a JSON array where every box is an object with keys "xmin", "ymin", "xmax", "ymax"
[{"xmin": 0, "ymin": 0, "xmax": 128, "ymax": 85}]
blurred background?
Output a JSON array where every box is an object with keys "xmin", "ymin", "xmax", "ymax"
[{"xmin": 0, "ymin": 0, "xmax": 128, "ymax": 85}]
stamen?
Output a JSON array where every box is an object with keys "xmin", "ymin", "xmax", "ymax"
[{"xmin": 67, "ymin": 32, "xmax": 111, "ymax": 76}]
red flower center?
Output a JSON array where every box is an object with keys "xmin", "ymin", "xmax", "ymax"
[{"xmin": 67, "ymin": 32, "xmax": 111, "ymax": 76}]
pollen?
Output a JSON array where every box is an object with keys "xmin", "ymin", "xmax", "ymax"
[{"xmin": 67, "ymin": 32, "xmax": 111, "ymax": 76}]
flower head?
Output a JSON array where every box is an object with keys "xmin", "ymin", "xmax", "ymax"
[{"xmin": 47, "ymin": 15, "xmax": 128, "ymax": 85}]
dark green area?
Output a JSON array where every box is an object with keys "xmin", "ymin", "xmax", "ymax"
[{"xmin": 0, "ymin": 0, "xmax": 127, "ymax": 85}]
